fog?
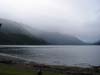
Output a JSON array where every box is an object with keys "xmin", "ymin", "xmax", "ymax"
[{"xmin": 0, "ymin": 0, "xmax": 100, "ymax": 43}]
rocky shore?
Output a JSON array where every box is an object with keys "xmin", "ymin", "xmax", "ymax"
[{"xmin": 0, "ymin": 53, "xmax": 100, "ymax": 75}]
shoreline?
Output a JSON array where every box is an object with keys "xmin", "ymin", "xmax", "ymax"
[
  {"xmin": 0, "ymin": 53, "xmax": 100, "ymax": 75},
  {"xmin": 0, "ymin": 53, "xmax": 94, "ymax": 67},
  {"xmin": 0, "ymin": 45, "xmax": 99, "ymax": 48}
]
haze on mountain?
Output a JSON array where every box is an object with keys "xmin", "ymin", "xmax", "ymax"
[
  {"xmin": 0, "ymin": 18, "xmax": 88, "ymax": 45},
  {"xmin": 0, "ymin": 19, "xmax": 47, "ymax": 45},
  {"xmin": 0, "ymin": 0, "xmax": 100, "ymax": 44}
]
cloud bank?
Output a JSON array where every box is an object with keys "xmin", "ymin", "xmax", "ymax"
[{"xmin": 0, "ymin": 0, "xmax": 100, "ymax": 42}]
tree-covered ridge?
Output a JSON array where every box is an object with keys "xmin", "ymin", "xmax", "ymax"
[
  {"xmin": 0, "ymin": 32, "xmax": 47, "ymax": 45},
  {"xmin": 0, "ymin": 20, "xmax": 47, "ymax": 45},
  {"xmin": 0, "ymin": 18, "xmax": 89, "ymax": 45}
]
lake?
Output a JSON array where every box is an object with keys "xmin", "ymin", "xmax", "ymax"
[{"xmin": 0, "ymin": 46, "xmax": 100, "ymax": 67}]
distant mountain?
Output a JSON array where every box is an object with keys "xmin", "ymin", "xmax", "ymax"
[
  {"xmin": 34, "ymin": 32, "xmax": 86, "ymax": 45},
  {"xmin": 42, "ymin": 33, "xmax": 86, "ymax": 45},
  {"xmin": 93, "ymin": 41, "xmax": 100, "ymax": 45},
  {"xmin": 0, "ymin": 18, "xmax": 47, "ymax": 45},
  {"xmin": 0, "ymin": 18, "xmax": 87, "ymax": 45},
  {"xmin": 20, "ymin": 24, "xmax": 86, "ymax": 45}
]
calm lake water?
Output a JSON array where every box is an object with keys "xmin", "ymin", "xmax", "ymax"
[{"xmin": 0, "ymin": 46, "xmax": 100, "ymax": 67}]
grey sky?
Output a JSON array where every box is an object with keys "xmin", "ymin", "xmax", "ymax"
[{"xmin": 0, "ymin": 0, "xmax": 100, "ymax": 43}]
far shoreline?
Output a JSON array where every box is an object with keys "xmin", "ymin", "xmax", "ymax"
[{"xmin": 0, "ymin": 45, "xmax": 99, "ymax": 48}]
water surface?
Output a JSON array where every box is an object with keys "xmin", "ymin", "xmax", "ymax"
[{"xmin": 0, "ymin": 46, "xmax": 100, "ymax": 67}]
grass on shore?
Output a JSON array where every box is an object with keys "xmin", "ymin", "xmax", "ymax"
[{"xmin": 0, "ymin": 63, "xmax": 64, "ymax": 75}]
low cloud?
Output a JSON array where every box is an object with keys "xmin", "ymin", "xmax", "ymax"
[{"xmin": 0, "ymin": 0, "xmax": 100, "ymax": 43}]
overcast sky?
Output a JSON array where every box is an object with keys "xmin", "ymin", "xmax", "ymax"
[{"xmin": 0, "ymin": 0, "xmax": 100, "ymax": 43}]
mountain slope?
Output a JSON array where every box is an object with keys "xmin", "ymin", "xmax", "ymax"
[
  {"xmin": 0, "ymin": 18, "xmax": 86, "ymax": 45},
  {"xmin": 22, "ymin": 25, "xmax": 86, "ymax": 45},
  {"xmin": 93, "ymin": 41, "xmax": 100, "ymax": 45},
  {"xmin": 0, "ymin": 18, "xmax": 47, "ymax": 45},
  {"xmin": 35, "ymin": 32, "xmax": 86, "ymax": 45}
]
